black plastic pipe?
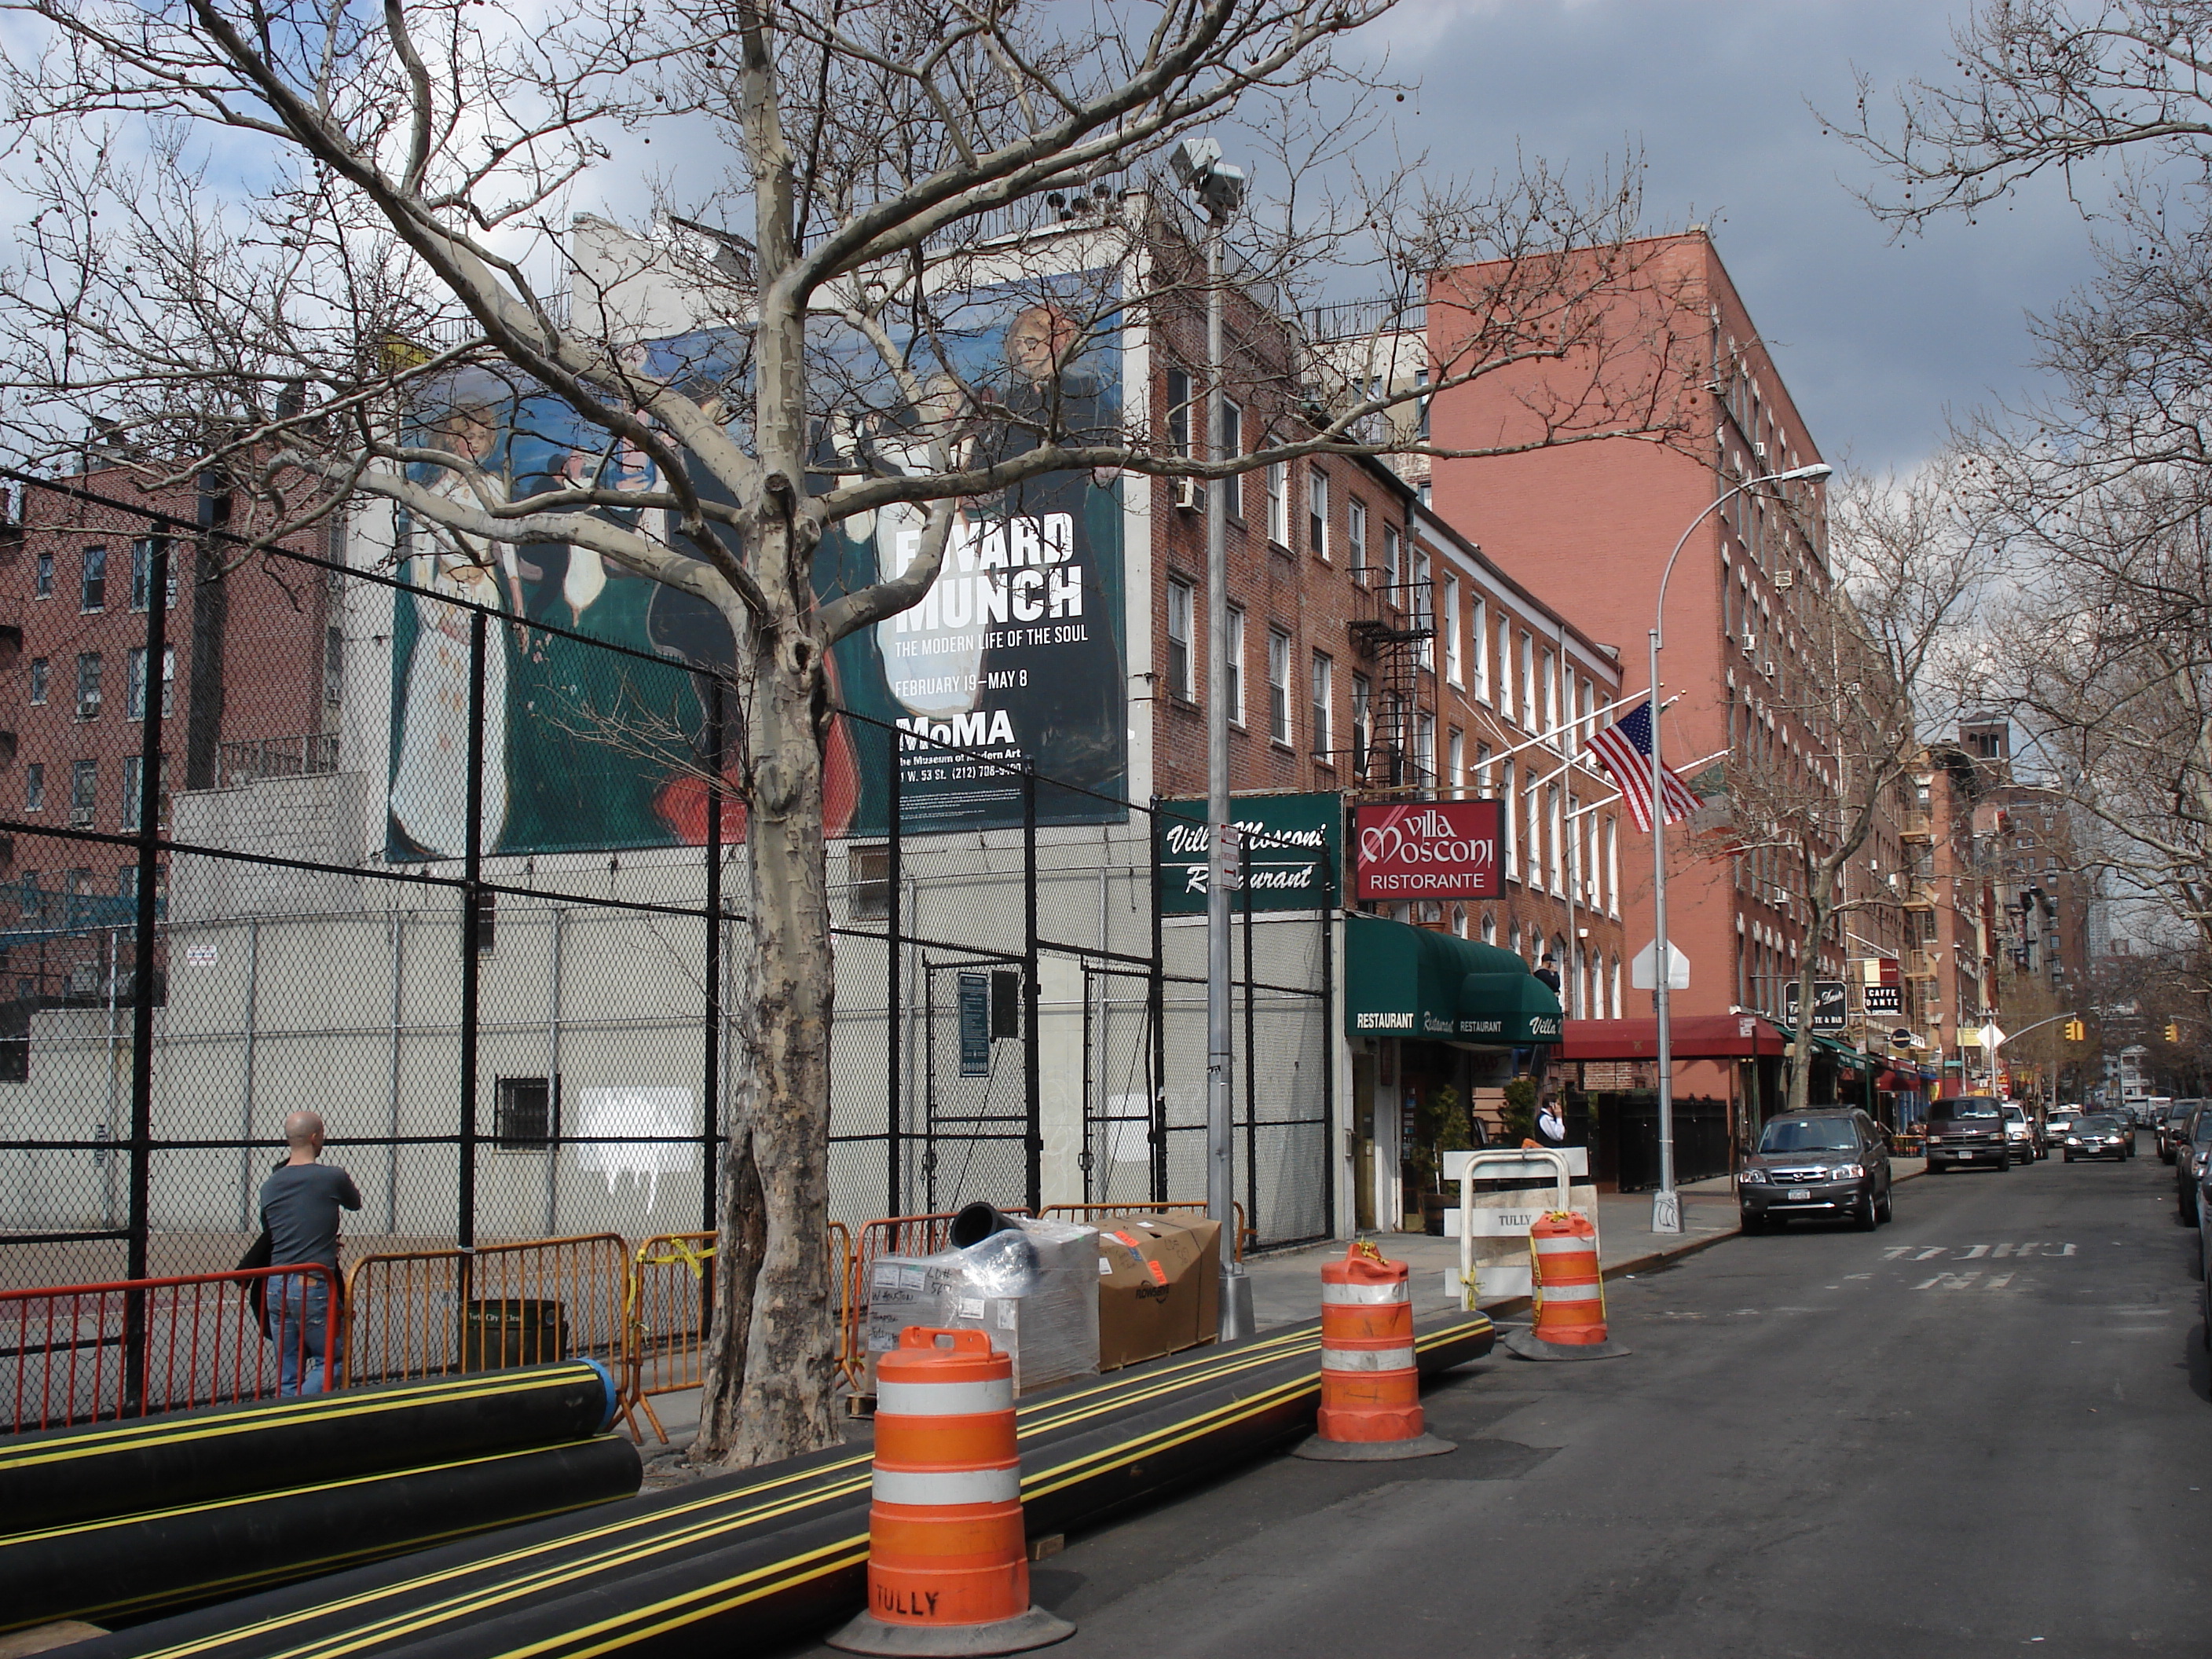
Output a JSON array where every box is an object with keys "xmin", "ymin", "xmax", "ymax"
[
  {"xmin": 0, "ymin": 1360, "xmax": 619, "ymax": 1536},
  {"xmin": 0, "ymin": 1434, "xmax": 642, "ymax": 1633}
]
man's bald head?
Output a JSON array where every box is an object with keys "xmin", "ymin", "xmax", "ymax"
[{"xmin": 284, "ymin": 1110, "xmax": 325, "ymax": 1150}]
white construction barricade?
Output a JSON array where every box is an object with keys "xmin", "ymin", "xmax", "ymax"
[{"xmin": 1444, "ymin": 1148, "xmax": 1597, "ymax": 1308}]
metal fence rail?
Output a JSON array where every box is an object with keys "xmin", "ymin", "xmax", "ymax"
[{"xmin": 0, "ymin": 1262, "xmax": 339, "ymax": 1432}]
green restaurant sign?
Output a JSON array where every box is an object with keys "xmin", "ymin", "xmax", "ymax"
[{"xmin": 1155, "ymin": 793, "xmax": 1339, "ymax": 914}]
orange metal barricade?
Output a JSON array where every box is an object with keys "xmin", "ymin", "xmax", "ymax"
[
  {"xmin": 0, "ymin": 1264, "xmax": 340, "ymax": 1434},
  {"xmin": 344, "ymin": 1233, "xmax": 637, "ymax": 1436},
  {"xmin": 1038, "ymin": 1200, "xmax": 1250, "ymax": 1262}
]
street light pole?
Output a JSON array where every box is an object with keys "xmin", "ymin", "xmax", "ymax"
[
  {"xmin": 1174, "ymin": 136, "xmax": 1253, "ymax": 1341},
  {"xmin": 1647, "ymin": 460, "xmax": 1830, "ymax": 1236}
]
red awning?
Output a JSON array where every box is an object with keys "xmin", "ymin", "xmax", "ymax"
[{"xmin": 1560, "ymin": 1015, "xmax": 1791, "ymax": 1060}]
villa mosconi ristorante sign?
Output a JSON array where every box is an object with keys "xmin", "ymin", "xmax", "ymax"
[
  {"xmin": 1352, "ymin": 800, "xmax": 1503, "ymax": 902},
  {"xmin": 1155, "ymin": 793, "xmax": 1340, "ymax": 914}
]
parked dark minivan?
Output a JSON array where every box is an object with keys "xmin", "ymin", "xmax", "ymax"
[{"xmin": 1925, "ymin": 1096, "xmax": 2012, "ymax": 1172}]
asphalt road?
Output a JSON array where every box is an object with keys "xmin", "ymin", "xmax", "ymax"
[{"xmin": 785, "ymin": 1136, "xmax": 2212, "ymax": 1658}]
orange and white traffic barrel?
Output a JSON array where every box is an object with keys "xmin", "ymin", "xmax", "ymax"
[
  {"xmin": 826, "ymin": 1327, "xmax": 1074, "ymax": 1656},
  {"xmin": 1501, "ymin": 1210, "xmax": 1630, "ymax": 1361},
  {"xmin": 1293, "ymin": 1241, "xmax": 1455, "ymax": 1463}
]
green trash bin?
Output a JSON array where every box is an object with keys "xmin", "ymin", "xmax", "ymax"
[{"xmin": 460, "ymin": 1298, "xmax": 571, "ymax": 1372}]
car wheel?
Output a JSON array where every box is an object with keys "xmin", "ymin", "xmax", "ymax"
[
  {"xmin": 1876, "ymin": 1188, "xmax": 1893, "ymax": 1223},
  {"xmin": 2000, "ymin": 1152, "xmax": 2012, "ymax": 1171},
  {"xmin": 1740, "ymin": 1210, "xmax": 1763, "ymax": 1235},
  {"xmin": 2064, "ymin": 1152, "xmax": 2075, "ymax": 1162},
  {"xmin": 1855, "ymin": 1194, "xmax": 1877, "ymax": 1232}
]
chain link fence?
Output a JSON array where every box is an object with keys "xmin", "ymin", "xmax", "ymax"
[{"xmin": 0, "ymin": 482, "xmax": 1335, "ymax": 1318}]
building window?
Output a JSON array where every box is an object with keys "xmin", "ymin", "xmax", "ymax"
[
  {"xmin": 27, "ymin": 658, "xmax": 46, "ymax": 706},
  {"xmin": 1414, "ymin": 712, "xmax": 1435, "ymax": 786},
  {"xmin": 1543, "ymin": 650, "xmax": 1558, "ymax": 737},
  {"xmin": 1519, "ymin": 632, "xmax": 1536, "ymax": 729},
  {"xmin": 1166, "ymin": 368, "xmax": 1194, "ymax": 460},
  {"xmin": 1265, "ymin": 462, "xmax": 1290, "ymax": 546},
  {"xmin": 33, "ymin": 551, "xmax": 52, "ymax": 599},
  {"xmin": 126, "ymin": 648, "xmax": 146, "ymax": 720},
  {"xmin": 1225, "ymin": 604, "xmax": 1245, "ymax": 724},
  {"xmin": 117, "ymin": 865, "xmax": 138, "ymax": 900},
  {"xmin": 1447, "ymin": 728, "xmax": 1463, "ymax": 797},
  {"xmin": 1474, "ymin": 742, "xmax": 1492, "ymax": 797},
  {"xmin": 1310, "ymin": 652, "xmax": 1333, "ymax": 760},
  {"xmin": 1605, "ymin": 817, "xmax": 1620, "ymax": 916},
  {"xmin": 1415, "ymin": 367, "xmax": 1430, "ymax": 439},
  {"xmin": 1442, "ymin": 577, "xmax": 1461, "ymax": 684},
  {"xmin": 121, "ymin": 754, "xmax": 140, "ymax": 830},
  {"xmin": 1481, "ymin": 912, "xmax": 1497, "ymax": 946},
  {"xmin": 324, "ymin": 626, "xmax": 344, "ymax": 707},
  {"xmin": 1470, "ymin": 599, "xmax": 1489, "ymax": 701},
  {"xmin": 129, "ymin": 538, "xmax": 176, "ymax": 611},
  {"xmin": 22, "ymin": 764, "xmax": 42, "ymax": 814},
  {"xmin": 81, "ymin": 545, "xmax": 106, "ymax": 613},
  {"xmin": 1351, "ymin": 673, "xmax": 1372, "ymax": 776},
  {"xmin": 1348, "ymin": 497, "xmax": 1368, "ymax": 573},
  {"xmin": 74, "ymin": 653, "xmax": 101, "ymax": 720},
  {"xmin": 69, "ymin": 759, "xmax": 97, "ymax": 828},
  {"xmin": 1498, "ymin": 614, "xmax": 1514, "ymax": 721},
  {"xmin": 1412, "ymin": 551, "xmax": 1433, "ymax": 668},
  {"xmin": 1382, "ymin": 523, "xmax": 1402, "ymax": 588},
  {"xmin": 1308, "ymin": 468, "xmax": 1330, "ymax": 560},
  {"xmin": 1267, "ymin": 627, "xmax": 1291, "ymax": 745},
  {"xmin": 1165, "ymin": 577, "xmax": 1195, "ymax": 701},
  {"xmin": 849, "ymin": 845, "xmax": 891, "ymax": 921},
  {"xmin": 493, "ymin": 1075, "xmax": 559, "ymax": 1152},
  {"xmin": 1502, "ymin": 760, "xmax": 1518, "ymax": 878},
  {"xmin": 1218, "ymin": 401, "xmax": 1243, "ymax": 515},
  {"xmin": 1547, "ymin": 786, "xmax": 1564, "ymax": 895}
]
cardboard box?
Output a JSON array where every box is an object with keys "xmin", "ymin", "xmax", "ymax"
[
  {"xmin": 863, "ymin": 1214, "xmax": 1101, "ymax": 1397},
  {"xmin": 1093, "ymin": 1214, "xmax": 1221, "ymax": 1372}
]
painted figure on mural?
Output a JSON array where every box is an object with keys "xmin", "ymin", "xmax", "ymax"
[{"xmin": 388, "ymin": 395, "xmax": 518, "ymax": 859}]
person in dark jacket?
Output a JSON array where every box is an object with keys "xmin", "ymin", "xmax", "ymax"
[{"xmin": 259, "ymin": 1111, "xmax": 361, "ymax": 1397}]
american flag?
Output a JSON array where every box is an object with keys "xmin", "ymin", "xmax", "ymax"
[{"xmin": 1588, "ymin": 700, "xmax": 1702, "ymax": 833}]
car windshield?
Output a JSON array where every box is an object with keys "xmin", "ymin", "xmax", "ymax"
[
  {"xmin": 2080, "ymin": 1116, "xmax": 2116, "ymax": 1130},
  {"xmin": 1935, "ymin": 1100, "xmax": 2001, "ymax": 1120},
  {"xmin": 1759, "ymin": 1119, "xmax": 1859, "ymax": 1154}
]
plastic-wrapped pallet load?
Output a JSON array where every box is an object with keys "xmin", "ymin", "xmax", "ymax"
[{"xmin": 865, "ymin": 1205, "xmax": 1100, "ymax": 1396}]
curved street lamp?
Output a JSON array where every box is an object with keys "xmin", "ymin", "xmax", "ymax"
[{"xmin": 1647, "ymin": 460, "xmax": 1832, "ymax": 1234}]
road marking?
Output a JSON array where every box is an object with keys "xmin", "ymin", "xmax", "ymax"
[
  {"xmin": 1959, "ymin": 1244, "xmax": 1990, "ymax": 1258},
  {"xmin": 1913, "ymin": 1247, "xmax": 1947, "ymax": 1261},
  {"xmin": 1883, "ymin": 1243, "xmax": 2079, "ymax": 1261},
  {"xmin": 1985, "ymin": 1273, "xmax": 2013, "ymax": 1290},
  {"xmin": 1915, "ymin": 1271, "xmax": 1981, "ymax": 1291},
  {"xmin": 1883, "ymin": 1247, "xmax": 1914, "ymax": 1259}
]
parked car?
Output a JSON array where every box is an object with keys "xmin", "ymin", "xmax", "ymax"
[
  {"xmin": 2002, "ymin": 1104, "xmax": 2040, "ymax": 1163},
  {"xmin": 1738, "ymin": 1108, "xmax": 1893, "ymax": 1232},
  {"xmin": 2047, "ymin": 1108, "xmax": 2083, "ymax": 1148},
  {"xmin": 1925, "ymin": 1096, "xmax": 2012, "ymax": 1172},
  {"xmin": 2177, "ymin": 1104, "xmax": 2212, "ymax": 1222},
  {"xmin": 2062, "ymin": 1114, "xmax": 2130, "ymax": 1162},
  {"xmin": 2160, "ymin": 1100, "xmax": 2206, "ymax": 1163}
]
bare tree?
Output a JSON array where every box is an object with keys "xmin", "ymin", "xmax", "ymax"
[
  {"xmin": 0, "ymin": 0, "xmax": 1703, "ymax": 1466},
  {"xmin": 1715, "ymin": 467, "xmax": 1988, "ymax": 1115}
]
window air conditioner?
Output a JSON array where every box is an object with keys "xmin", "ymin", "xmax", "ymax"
[
  {"xmin": 1174, "ymin": 476, "xmax": 1199, "ymax": 510},
  {"xmin": 1759, "ymin": 661, "xmax": 1778, "ymax": 679},
  {"xmin": 1772, "ymin": 570, "xmax": 1794, "ymax": 590}
]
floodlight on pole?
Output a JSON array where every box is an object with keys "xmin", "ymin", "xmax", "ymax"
[{"xmin": 1645, "ymin": 460, "xmax": 1833, "ymax": 1236}]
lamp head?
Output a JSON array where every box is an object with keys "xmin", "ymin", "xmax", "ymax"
[{"xmin": 1772, "ymin": 462, "xmax": 1833, "ymax": 484}]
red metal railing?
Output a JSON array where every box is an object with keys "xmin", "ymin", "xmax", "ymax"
[{"xmin": 0, "ymin": 1263, "xmax": 341, "ymax": 1434}]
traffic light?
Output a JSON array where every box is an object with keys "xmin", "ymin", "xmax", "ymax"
[
  {"xmin": 2168, "ymin": 1021, "xmax": 2185, "ymax": 1045},
  {"xmin": 2062, "ymin": 1018, "xmax": 2086, "ymax": 1043}
]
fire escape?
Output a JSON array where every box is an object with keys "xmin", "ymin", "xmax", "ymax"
[{"xmin": 1347, "ymin": 570, "xmax": 1434, "ymax": 793}]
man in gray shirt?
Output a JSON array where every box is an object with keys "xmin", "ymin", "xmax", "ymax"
[{"xmin": 258, "ymin": 1110, "xmax": 361, "ymax": 1397}]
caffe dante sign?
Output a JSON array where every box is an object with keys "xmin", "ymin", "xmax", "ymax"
[{"xmin": 1352, "ymin": 800, "xmax": 1503, "ymax": 901}]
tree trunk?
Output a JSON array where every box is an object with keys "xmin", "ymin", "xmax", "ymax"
[{"xmin": 694, "ymin": 593, "xmax": 841, "ymax": 1467}]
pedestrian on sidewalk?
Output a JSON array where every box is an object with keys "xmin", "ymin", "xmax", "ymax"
[{"xmin": 260, "ymin": 1110, "xmax": 361, "ymax": 1397}]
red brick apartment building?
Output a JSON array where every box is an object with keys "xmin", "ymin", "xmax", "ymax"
[
  {"xmin": 0, "ymin": 468, "xmax": 338, "ymax": 1001},
  {"xmin": 1419, "ymin": 231, "xmax": 1916, "ymax": 1122}
]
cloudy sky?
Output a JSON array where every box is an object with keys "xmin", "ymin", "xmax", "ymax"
[{"xmin": 1350, "ymin": 0, "xmax": 2110, "ymax": 475}]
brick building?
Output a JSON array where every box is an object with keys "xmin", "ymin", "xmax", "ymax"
[
  {"xmin": 0, "ymin": 468, "xmax": 339, "ymax": 1001},
  {"xmin": 1393, "ymin": 230, "xmax": 1924, "ymax": 1144}
]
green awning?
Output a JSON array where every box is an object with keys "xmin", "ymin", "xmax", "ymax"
[
  {"xmin": 1344, "ymin": 913, "xmax": 1562, "ymax": 1044},
  {"xmin": 1777, "ymin": 1027, "xmax": 1871, "ymax": 1071}
]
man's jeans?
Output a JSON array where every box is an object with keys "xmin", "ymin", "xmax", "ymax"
[{"xmin": 275, "ymin": 1273, "xmax": 342, "ymax": 1398}]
